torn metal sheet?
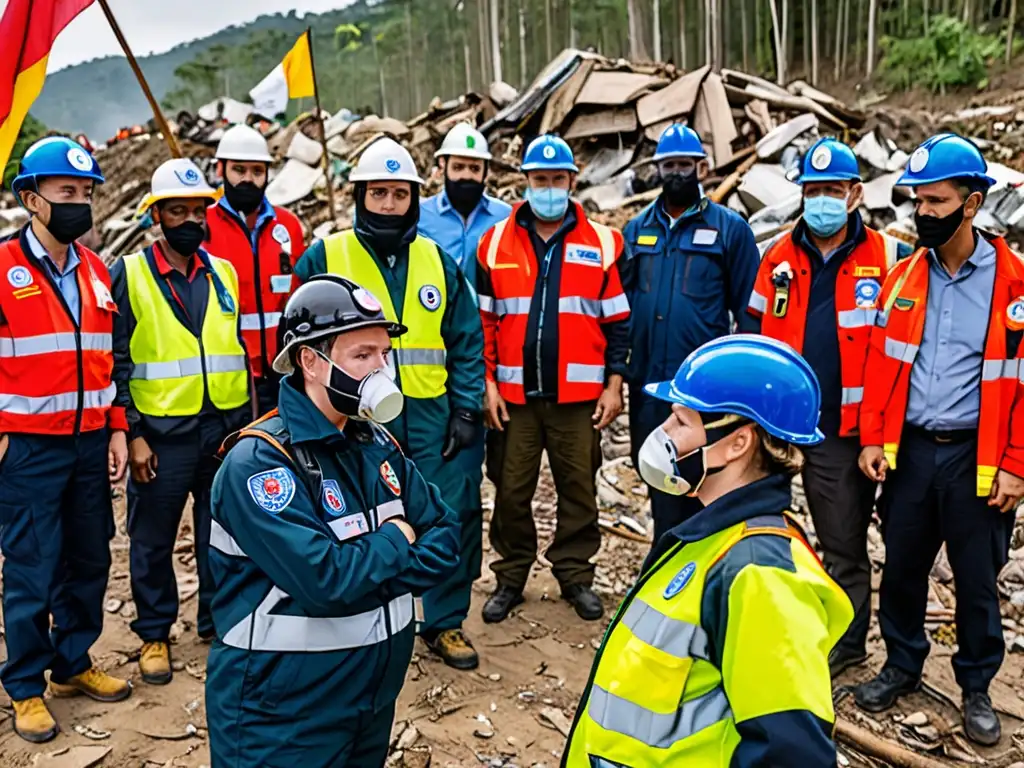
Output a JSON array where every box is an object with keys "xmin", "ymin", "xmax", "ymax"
[
  {"xmin": 756, "ymin": 113, "xmax": 818, "ymax": 160},
  {"xmin": 986, "ymin": 161, "xmax": 1024, "ymax": 194},
  {"xmin": 636, "ymin": 65, "xmax": 711, "ymax": 127},
  {"xmin": 540, "ymin": 59, "xmax": 596, "ymax": 134},
  {"xmin": 266, "ymin": 159, "xmax": 325, "ymax": 207},
  {"xmin": 693, "ymin": 72, "xmax": 736, "ymax": 168},
  {"xmin": 578, "ymin": 147, "xmax": 635, "ymax": 186},
  {"xmin": 862, "ymin": 171, "xmax": 903, "ymax": 211},
  {"xmin": 748, "ymin": 193, "xmax": 803, "ymax": 241},
  {"xmin": 576, "ymin": 71, "xmax": 669, "ymax": 106},
  {"xmin": 578, "ymin": 173, "xmax": 637, "ymax": 212},
  {"xmin": 737, "ymin": 164, "xmax": 801, "ymax": 213},
  {"xmin": 286, "ymin": 131, "xmax": 324, "ymax": 165},
  {"xmin": 854, "ymin": 131, "xmax": 893, "ymax": 170},
  {"xmin": 563, "ymin": 108, "xmax": 638, "ymax": 139}
]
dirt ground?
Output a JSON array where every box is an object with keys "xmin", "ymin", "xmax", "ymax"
[{"xmin": 0, "ymin": 464, "xmax": 1023, "ymax": 768}]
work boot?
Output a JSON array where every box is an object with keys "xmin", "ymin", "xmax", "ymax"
[
  {"xmin": 49, "ymin": 666, "xmax": 132, "ymax": 702},
  {"xmin": 482, "ymin": 585, "xmax": 524, "ymax": 624},
  {"xmin": 138, "ymin": 642, "xmax": 173, "ymax": 685},
  {"xmin": 423, "ymin": 628, "xmax": 480, "ymax": 671},
  {"xmin": 963, "ymin": 692, "xmax": 1001, "ymax": 746},
  {"xmin": 562, "ymin": 584, "xmax": 604, "ymax": 621},
  {"xmin": 11, "ymin": 698, "xmax": 58, "ymax": 743},
  {"xmin": 829, "ymin": 646, "xmax": 869, "ymax": 678},
  {"xmin": 853, "ymin": 666, "xmax": 920, "ymax": 713}
]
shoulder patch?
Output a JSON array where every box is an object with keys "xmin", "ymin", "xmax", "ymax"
[
  {"xmin": 321, "ymin": 479, "xmax": 347, "ymax": 517},
  {"xmin": 379, "ymin": 460, "xmax": 402, "ymax": 496},
  {"xmin": 664, "ymin": 561, "xmax": 697, "ymax": 598},
  {"xmin": 247, "ymin": 467, "xmax": 297, "ymax": 514}
]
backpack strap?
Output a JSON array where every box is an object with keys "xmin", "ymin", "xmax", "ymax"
[{"xmin": 708, "ymin": 510, "xmax": 823, "ymax": 571}]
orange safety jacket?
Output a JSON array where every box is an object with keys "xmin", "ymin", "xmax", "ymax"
[
  {"xmin": 860, "ymin": 235, "xmax": 1024, "ymax": 496},
  {"xmin": 747, "ymin": 226, "xmax": 901, "ymax": 437},
  {"xmin": 205, "ymin": 202, "xmax": 306, "ymax": 380},
  {"xmin": 0, "ymin": 230, "xmax": 126, "ymax": 435},
  {"xmin": 476, "ymin": 202, "xmax": 630, "ymax": 405}
]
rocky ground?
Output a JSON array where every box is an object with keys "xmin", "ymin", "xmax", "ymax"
[{"xmin": 0, "ymin": 414, "xmax": 1022, "ymax": 767}]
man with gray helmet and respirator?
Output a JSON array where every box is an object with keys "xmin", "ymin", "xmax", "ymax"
[{"xmin": 206, "ymin": 274, "xmax": 459, "ymax": 766}]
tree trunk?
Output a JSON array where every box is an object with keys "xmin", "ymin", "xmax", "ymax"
[
  {"xmin": 842, "ymin": 0, "xmax": 851, "ymax": 78},
  {"xmin": 490, "ymin": 0, "xmax": 503, "ymax": 83},
  {"xmin": 680, "ymin": 0, "xmax": 689, "ymax": 68},
  {"xmin": 811, "ymin": 0, "xmax": 818, "ymax": 85},
  {"xmin": 855, "ymin": 0, "xmax": 864, "ymax": 72},
  {"xmin": 962, "ymin": 0, "xmax": 971, "ymax": 23},
  {"xmin": 768, "ymin": 0, "xmax": 785, "ymax": 83},
  {"xmin": 545, "ymin": 0, "xmax": 553, "ymax": 60},
  {"xmin": 654, "ymin": 0, "xmax": 663, "ymax": 61},
  {"xmin": 704, "ymin": 0, "xmax": 712, "ymax": 65},
  {"xmin": 371, "ymin": 29, "xmax": 387, "ymax": 116},
  {"xmin": 628, "ymin": 0, "xmax": 644, "ymax": 59},
  {"xmin": 478, "ymin": 0, "xmax": 489, "ymax": 86},
  {"xmin": 802, "ymin": 0, "xmax": 809, "ymax": 78},
  {"xmin": 518, "ymin": 3, "xmax": 528, "ymax": 84},
  {"xmin": 741, "ymin": 0, "xmax": 749, "ymax": 70},
  {"xmin": 866, "ymin": 0, "xmax": 878, "ymax": 77},
  {"xmin": 1009, "ymin": 0, "xmax": 1019, "ymax": 64},
  {"xmin": 781, "ymin": 0, "xmax": 789, "ymax": 82},
  {"xmin": 833, "ymin": 0, "xmax": 843, "ymax": 80}
]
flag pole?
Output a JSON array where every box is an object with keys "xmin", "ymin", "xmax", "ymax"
[
  {"xmin": 305, "ymin": 27, "xmax": 337, "ymax": 226},
  {"xmin": 96, "ymin": 0, "xmax": 182, "ymax": 158}
]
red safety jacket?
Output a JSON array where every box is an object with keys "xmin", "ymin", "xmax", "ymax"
[
  {"xmin": 476, "ymin": 202, "xmax": 630, "ymax": 405},
  {"xmin": 205, "ymin": 202, "xmax": 305, "ymax": 379},
  {"xmin": 0, "ymin": 230, "xmax": 126, "ymax": 435},
  {"xmin": 747, "ymin": 226, "xmax": 901, "ymax": 437},
  {"xmin": 860, "ymin": 235, "xmax": 1024, "ymax": 496}
]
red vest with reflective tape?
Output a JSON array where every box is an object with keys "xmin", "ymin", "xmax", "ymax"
[
  {"xmin": 748, "ymin": 227, "xmax": 900, "ymax": 437},
  {"xmin": 476, "ymin": 202, "xmax": 629, "ymax": 405},
  {"xmin": 0, "ymin": 234, "xmax": 118, "ymax": 435},
  {"xmin": 859, "ymin": 236, "xmax": 1024, "ymax": 496},
  {"xmin": 204, "ymin": 203, "xmax": 306, "ymax": 379}
]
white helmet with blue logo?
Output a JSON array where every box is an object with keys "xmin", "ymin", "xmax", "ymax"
[
  {"xmin": 137, "ymin": 158, "xmax": 220, "ymax": 215},
  {"xmin": 350, "ymin": 137, "xmax": 424, "ymax": 185}
]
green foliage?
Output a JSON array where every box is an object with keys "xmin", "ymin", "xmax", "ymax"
[
  {"xmin": 3, "ymin": 114, "xmax": 48, "ymax": 189},
  {"xmin": 878, "ymin": 15, "xmax": 1009, "ymax": 93}
]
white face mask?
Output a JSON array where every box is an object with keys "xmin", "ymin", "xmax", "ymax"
[{"xmin": 638, "ymin": 425, "xmax": 715, "ymax": 497}]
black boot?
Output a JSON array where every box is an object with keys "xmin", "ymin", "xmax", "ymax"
[
  {"xmin": 963, "ymin": 692, "xmax": 1001, "ymax": 746},
  {"xmin": 562, "ymin": 584, "xmax": 604, "ymax": 621},
  {"xmin": 854, "ymin": 666, "xmax": 921, "ymax": 713},
  {"xmin": 829, "ymin": 645, "xmax": 869, "ymax": 678},
  {"xmin": 482, "ymin": 585, "xmax": 524, "ymax": 624}
]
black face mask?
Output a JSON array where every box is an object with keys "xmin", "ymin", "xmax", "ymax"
[
  {"xmin": 359, "ymin": 209, "xmax": 407, "ymax": 257},
  {"xmin": 662, "ymin": 171, "xmax": 701, "ymax": 210},
  {"xmin": 224, "ymin": 179, "xmax": 266, "ymax": 215},
  {"xmin": 915, "ymin": 205, "xmax": 966, "ymax": 249},
  {"xmin": 162, "ymin": 221, "xmax": 206, "ymax": 256},
  {"xmin": 42, "ymin": 201, "xmax": 93, "ymax": 245},
  {"xmin": 445, "ymin": 177, "xmax": 485, "ymax": 218}
]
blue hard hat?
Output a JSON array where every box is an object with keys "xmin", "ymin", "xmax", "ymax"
[
  {"xmin": 653, "ymin": 124, "xmax": 707, "ymax": 161},
  {"xmin": 896, "ymin": 133, "xmax": 995, "ymax": 188},
  {"xmin": 11, "ymin": 136, "xmax": 104, "ymax": 194},
  {"xmin": 644, "ymin": 335, "xmax": 825, "ymax": 446},
  {"xmin": 521, "ymin": 135, "xmax": 578, "ymax": 173},
  {"xmin": 797, "ymin": 138, "xmax": 861, "ymax": 184}
]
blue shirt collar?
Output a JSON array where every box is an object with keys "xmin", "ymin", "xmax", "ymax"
[
  {"xmin": 794, "ymin": 210, "xmax": 865, "ymax": 263},
  {"xmin": 437, "ymin": 188, "xmax": 495, "ymax": 218},
  {"xmin": 25, "ymin": 225, "xmax": 80, "ymax": 275},
  {"xmin": 219, "ymin": 195, "xmax": 274, "ymax": 229},
  {"xmin": 928, "ymin": 232, "xmax": 995, "ymax": 278},
  {"xmin": 278, "ymin": 375, "xmax": 350, "ymax": 445}
]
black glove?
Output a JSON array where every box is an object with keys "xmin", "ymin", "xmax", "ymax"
[{"xmin": 442, "ymin": 408, "xmax": 480, "ymax": 461}]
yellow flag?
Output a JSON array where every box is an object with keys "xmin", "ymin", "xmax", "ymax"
[{"xmin": 282, "ymin": 30, "xmax": 315, "ymax": 99}]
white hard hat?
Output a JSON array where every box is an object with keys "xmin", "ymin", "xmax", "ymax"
[
  {"xmin": 435, "ymin": 122, "xmax": 491, "ymax": 160},
  {"xmin": 137, "ymin": 158, "xmax": 220, "ymax": 215},
  {"xmin": 216, "ymin": 124, "xmax": 273, "ymax": 163},
  {"xmin": 350, "ymin": 137, "xmax": 424, "ymax": 185}
]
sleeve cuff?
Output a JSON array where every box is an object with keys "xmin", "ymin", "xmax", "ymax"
[
  {"xmin": 378, "ymin": 520, "xmax": 413, "ymax": 557},
  {"xmin": 999, "ymin": 450, "xmax": 1024, "ymax": 480},
  {"xmin": 107, "ymin": 406, "xmax": 128, "ymax": 432}
]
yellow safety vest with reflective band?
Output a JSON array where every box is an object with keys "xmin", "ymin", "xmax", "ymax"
[
  {"xmin": 324, "ymin": 230, "xmax": 447, "ymax": 399},
  {"xmin": 564, "ymin": 513, "xmax": 852, "ymax": 768},
  {"xmin": 124, "ymin": 252, "xmax": 249, "ymax": 417}
]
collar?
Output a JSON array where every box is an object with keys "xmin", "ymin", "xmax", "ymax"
[
  {"xmin": 218, "ymin": 195, "xmax": 274, "ymax": 228},
  {"xmin": 645, "ymin": 474, "xmax": 793, "ymax": 567},
  {"xmin": 278, "ymin": 376, "xmax": 351, "ymax": 444},
  {"xmin": 25, "ymin": 225, "xmax": 80, "ymax": 273},
  {"xmin": 793, "ymin": 210, "xmax": 865, "ymax": 262},
  {"xmin": 928, "ymin": 230, "xmax": 995, "ymax": 274},
  {"xmin": 656, "ymin": 190, "xmax": 708, "ymax": 226},
  {"xmin": 437, "ymin": 188, "xmax": 495, "ymax": 217},
  {"xmin": 153, "ymin": 241, "xmax": 205, "ymax": 280}
]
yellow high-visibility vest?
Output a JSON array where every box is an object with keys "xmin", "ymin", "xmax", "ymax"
[
  {"xmin": 324, "ymin": 230, "xmax": 447, "ymax": 399},
  {"xmin": 124, "ymin": 251, "xmax": 249, "ymax": 417}
]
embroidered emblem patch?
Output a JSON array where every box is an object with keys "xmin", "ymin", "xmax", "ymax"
[
  {"xmin": 380, "ymin": 461, "xmax": 402, "ymax": 496},
  {"xmin": 664, "ymin": 562, "xmax": 697, "ymax": 599},
  {"xmin": 893, "ymin": 297, "xmax": 916, "ymax": 311},
  {"xmin": 1008, "ymin": 297, "xmax": 1024, "ymax": 331},
  {"xmin": 419, "ymin": 284, "xmax": 442, "ymax": 311},
  {"xmin": 7, "ymin": 266, "xmax": 32, "ymax": 288},
  {"xmin": 353, "ymin": 287, "xmax": 382, "ymax": 313},
  {"xmin": 272, "ymin": 223, "xmax": 291, "ymax": 246},
  {"xmin": 321, "ymin": 479, "xmax": 346, "ymax": 517},
  {"xmin": 854, "ymin": 278, "xmax": 881, "ymax": 309},
  {"xmin": 247, "ymin": 467, "xmax": 296, "ymax": 514}
]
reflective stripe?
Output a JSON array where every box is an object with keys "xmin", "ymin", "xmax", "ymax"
[
  {"xmin": 566, "ymin": 363, "xmax": 605, "ymax": 384},
  {"xmin": 747, "ymin": 290, "xmax": 768, "ymax": 314},
  {"xmin": 982, "ymin": 358, "xmax": 1019, "ymax": 382},
  {"xmin": 884, "ymin": 337, "xmax": 918, "ymax": 363},
  {"xmin": 240, "ymin": 312, "xmax": 282, "ymax": 331},
  {"xmin": 0, "ymin": 332, "xmax": 111, "ymax": 358},
  {"xmin": 132, "ymin": 354, "xmax": 246, "ymax": 380},
  {"xmin": 601, "ymin": 294, "xmax": 630, "ymax": 318},
  {"xmin": 0, "ymin": 382, "xmax": 115, "ymax": 416},
  {"xmin": 842, "ymin": 387, "xmax": 863, "ymax": 406},
  {"xmin": 210, "ymin": 520, "xmax": 247, "ymax": 557},
  {"xmin": 393, "ymin": 348, "xmax": 446, "ymax": 366},
  {"xmin": 588, "ymin": 684, "xmax": 732, "ymax": 749},
  {"xmin": 495, "ymin": 297, "xmax": 532, "ymax": 316},
  {"xmin": 497, "ymin": 365, "xmax": 523, "ymax": 384},
  {"xmin": 478, "ymin": 294, "xmax": 495, "ymax": 313},
  {"xmin": 621, "ymin": 599, "xmax": 710, "ymax": 661},
  {"xmin": 559, "ymin": 296, "xmax": 602, "ymax": 317},
  {"xmin": 375, "ymin": 499, "xmax": 405, "ymax": 526},
  {"xmin": 838, "ymin": 308, "xmax": 877, "ymax": 329},
  {"xmin": 221, "ymin": 587, "xmax": 415, "ymax": 652}
]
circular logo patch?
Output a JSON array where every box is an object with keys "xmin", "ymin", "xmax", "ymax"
[
  {"xmin": 542, "ymin": 145, "xmax": 556, "ymax": 160},
  {"xmin": 7, "ymin": 265, "xmax": 32, "ymax": 288},
  {"xmin": 385, "ymin": 158, "xmax": 401, "ymax": 173},
  {"xmin": 466, "ymin": 135, "xmax": 477, "ymax": 149},
  {"xmin": 811, "ymin": 145, "xmax": 832, "ymax": 171},
  {"xmin": 66, "ymin": 147, "xmax": 92, "ymax": 172},
  {"xmin": 174, "ymin": 167, "xmax": 201, "ymax": 187},
  {"xmin": 419, "ymin": 284, "xmax": 442, "ymax": 311},
  {"xmin": 272, "ymin": 223, "xmax": 291, "ymax": 245},
  {"xmin": 854, "ymin": 278, "xmax": 881, "ymax": 309},
  {"xmin": 664, "ymin": 562, "xmax": 697, "ymax": 599},
  {"xmin": 909, "ymin": 147, "xmax": 929, "ymax": 174},
  {"xmin": 1008, "ymin": 297, "xmax": 1024, "ymax": 330},
  {"xmin": 353, "ymin": 287, "xmax": 382, "ymax": 313}
]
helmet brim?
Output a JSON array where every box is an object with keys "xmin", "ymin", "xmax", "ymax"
[
  {"xmin": 136, "ymin": 188, "xmax": 222, "ymax": 218},
  {"xmin": 521, "ymin": 162, "xmax": 579, "ymax": 173},
  {"xmin": 216, "ymin": 152, "xmax": 274, "ymax": 163},
  {"xmin": 435, "ymin": 147, "xmax": 493, "ymax": 160},
  {"xmin": 271, "ymin": 318, "xmax": 408, "ymax": 374},
  {"xmin": 895, "ymin": 171, "xmax": 996, "ymax": 188},
  {"xmin": 653, "ymin": 151, "xmax": 707, "ymax": 162},
  {"xmin": 796, "ymin": 171, "xmax": 862, "ymax": 184}
]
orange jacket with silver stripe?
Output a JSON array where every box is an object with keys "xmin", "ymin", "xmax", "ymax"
[
  {"xmin": 0, "ymin": 230, "xmax": 126, "ymax": 435},
  {"xmin": 476, "ymin": 202, "xmax": 630, "ymax": 405},
  {"xmin": 747, "ymin": 226, "xmax": 901, "ymax": 437},
  {"xmin": 859, "ymin": 235, "xmax": 1024, "ymax": 496}
]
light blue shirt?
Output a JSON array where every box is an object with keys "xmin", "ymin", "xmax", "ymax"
[
  {"xmin": 906, "ymin": 235, "xmax": 996, "ymax": 431},
  {"xmin": 217, "ymin": 196, "xmax": 275, "ymax": 253},
  {"xmin": 26, "ymin": 226, "xmax": 81, "ymax": 324},
  {"xmin": 419, "ymin": 190, "xmax": 512, "ymax": 286}
]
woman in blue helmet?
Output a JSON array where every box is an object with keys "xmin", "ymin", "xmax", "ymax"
[{"xmin": 563, "ymin": 335, "xmax": 854, "ymax": 767}]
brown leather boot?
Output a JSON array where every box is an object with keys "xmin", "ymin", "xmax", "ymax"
[
  {"xmin": 12, "ymin": 697, "xmax": 58, "ymax": 743},
  {"xmin": 424, "ymin": 628, "xmax": 480, "ymax": 670},
  {"xmin": 138, "ymin": 642, "xmax": 173, "ymax": 685},
  {"xmin": 49, "ymin": 666, "xmax": 132, "ymax": 702}
]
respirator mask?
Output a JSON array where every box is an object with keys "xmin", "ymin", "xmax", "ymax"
[{"xmin": 314, "ymin": 349, "xmax": 404, "ymax": 423}]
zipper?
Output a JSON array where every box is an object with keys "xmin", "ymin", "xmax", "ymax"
[{"xmin": 537, "ymin": 243, "xmax": 555, "ymax": 393}]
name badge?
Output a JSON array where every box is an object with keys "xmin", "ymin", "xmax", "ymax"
[
  {"xmin": 270, "ymin": 274, "xmax": 292, "ymax": 294},
  {"xmin": 692, "ymin": 228, "xmax": 719, "ymax": 246},
  {"xmin": 565, "ymin": 244, "xmax": 602, "ymax": 267}
]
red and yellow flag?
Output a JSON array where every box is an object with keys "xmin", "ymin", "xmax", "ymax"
[{"xmin": 0, "ymin": 0, "xmax": 94, "ymax": 173}]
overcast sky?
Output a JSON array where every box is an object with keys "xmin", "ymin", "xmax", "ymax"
[{"xmin": 0, "ymin": 0, "xmax": 352, "ymax": 72}]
